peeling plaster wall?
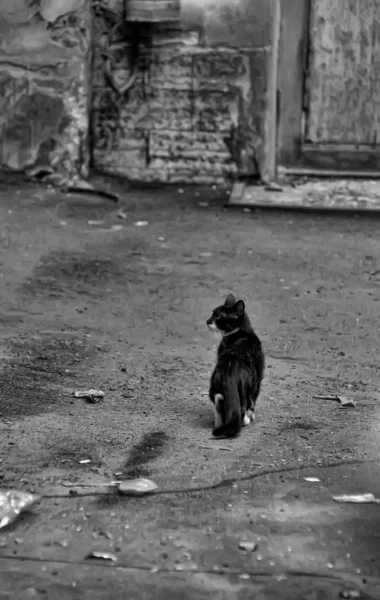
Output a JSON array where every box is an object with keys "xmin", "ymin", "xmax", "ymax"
[
  {"xmin": 0, "ymin": 0, "xmax": 91, "ymax": 182},
  {"xmin": 92, "ymin": 0, "xmax": 277, "ymax": 184}
]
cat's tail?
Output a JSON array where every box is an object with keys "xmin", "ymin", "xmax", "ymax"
[{"xmin": 212, "ymin": 382, "xmax": 241, "ymax": 438}]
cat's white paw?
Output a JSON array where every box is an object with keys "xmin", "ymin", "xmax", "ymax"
[
  {"xmin": 246, "ymin": 409, "xmax": 255, "ymax": 422},
  {"xmin": 243, "ymin": 414, "xmax": 250, "ymax": 426}
]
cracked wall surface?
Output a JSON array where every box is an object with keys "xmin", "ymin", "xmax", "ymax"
[
  {"xmin": 0, "ymin": 0, "xmax": 91, "ymax": 182},
  {"xmin": 92, "ymin": 0, "xmax": 276, "ymax": 184}
]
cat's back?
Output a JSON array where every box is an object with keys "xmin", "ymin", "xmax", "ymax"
[{"xmin": 218, "ymin": 330, "xmax": 263, "ymax": 360}]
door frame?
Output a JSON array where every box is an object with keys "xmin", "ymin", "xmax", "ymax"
[{"xmin": 277, "ymin": 0, "xmax": 380, "ymax": 176}]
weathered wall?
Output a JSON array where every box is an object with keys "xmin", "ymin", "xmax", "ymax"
[
  {"xmin": 0, "ymin": 0, "xmax": 91, "ymax": 184},
  {"xmin": 92, "ymin": 0, "xmax": 277, "ymax": 184}
]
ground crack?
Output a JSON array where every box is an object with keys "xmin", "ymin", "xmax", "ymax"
[{"xmin": 43, "ymin": 458, "xmax": 377, "ymax": 499}]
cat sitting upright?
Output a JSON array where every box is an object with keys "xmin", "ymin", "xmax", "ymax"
[{"xmin": 207, "ymin": 294, "xmax": 265, "ymax": 438}]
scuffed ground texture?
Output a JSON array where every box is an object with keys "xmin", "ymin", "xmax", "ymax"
[
  {"xmin": 0, "ymin": 179, "xmax": 380, "ymax": 598},
  {"xmin": 0, "ymin": 0, "xmax": 91, "ymax": 182}
]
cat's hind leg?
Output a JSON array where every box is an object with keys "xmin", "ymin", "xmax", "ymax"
[{"xmin": 214, "ymin": 393, "xmax": 224, "ymax": 429}]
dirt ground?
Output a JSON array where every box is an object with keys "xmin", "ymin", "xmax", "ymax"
[{"xmin": 0, "ymin": 177, "xmax": 379, "ymax": 599}]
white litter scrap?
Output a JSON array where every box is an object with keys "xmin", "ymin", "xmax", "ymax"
[
  {"xmin": 74, "ymin": 389, "xmax": 104, "ymax": 403},
  {"xmin": 86, "ymin": 551, "xmax": 117, "ymax": 562},
  {"xmin": 304, "ymin": 477, "xmax": 321, "ymax": 483},
  {"xmin": 0, "ymin": 490, "xmax": 40, "ymax": 529},
  {"xmin": 332, "ymin": 493, "xmax": 380, "ymax": 504},
  {"xmin": 238, "ymin": 540, "xmax": 257, "ymax": 552}
]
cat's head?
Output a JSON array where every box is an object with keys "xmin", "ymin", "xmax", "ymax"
[{"xmin": 206, "ymin": 293, "xmax": 245, "ymax": 335}]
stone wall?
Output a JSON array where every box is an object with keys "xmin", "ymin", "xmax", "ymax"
[
  {"xmin": 92, "ymin": 0, "xmax": 278, "ymax": 184},
  {"xmin": 0, "ymin": 0, "xmax": 91, "ymax": 184}
]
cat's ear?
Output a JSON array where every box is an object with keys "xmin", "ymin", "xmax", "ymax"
[
  {"xmin": 235, "ymin": 300, "xmax": 245, "ymax": 315},
  {"xmin": 225, "ymin": 293, "xmax": 236, "ymax": 307}
]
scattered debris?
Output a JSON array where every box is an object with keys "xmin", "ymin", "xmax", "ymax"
[
  {"xmin": 157, "ymin": 236, "xmax": 165, "ymax": 242},
  {"xmin": 198, "ymin": 202, "xmax": 209, "ymax": 207},
  {"xmin": 304, "ymin": 477, "xmax": 321, "ymax": 483},
  {"xmin": 86, "ymin": 551, "xmax": 117, "ymax": 562},
  {"xmin": 333, "ymin": 493, "xmax": 380, "ymax": 504},
  {"xmin": 117, "ymin": 209, "xmax": 127, "ymax": 219},
  {"xmin": 79, "ymin": 459, "xmax": 91, "ymax": 465},
  {"xmin": 133, "ymin": 220, "xmax": 149, "ymax": 227},
  {"xmin": 118, "ymin": 478, "xmax": 158, "ymax": 496},
  {"xmin": 238, "ymin": 540, "xmax": 257, "ymax": 552},
  {"xmin": 199, "ymin": 252, "xmax": 212, "ymax": 258},
  {"xmin": 0, "ymin": 490, "xmax": 40, "ymax": 529},
  {"xmin": 313, "ymin": 394, "xmax": 355, "ymax": 408},
  {"xmin": 74, "ymin": 389, "xmax": 105, "ymax": 404},
  {"xmin": 110, "ymin": 225, "xmax": 124, "ymax": 232},
  {"xmin": 88, "ymin": 220, "xmax": 103, "ymax": 226}
]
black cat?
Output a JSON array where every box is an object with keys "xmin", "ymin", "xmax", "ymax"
[{"xmin": 207, "ymin": 294, "xmax": 265, "ymax": 438}]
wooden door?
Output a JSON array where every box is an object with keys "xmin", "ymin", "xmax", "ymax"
[{"xmin": 278, "ymin": 0, "xmax": 380, "ymax": 174}]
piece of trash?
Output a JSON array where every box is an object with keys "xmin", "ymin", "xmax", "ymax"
[
  {"xmin": 0, "ymin": 490, "xmax": 40, "ymax": 529},
  {"xmin": 150, "ymin": 566, "xmax": 160, "ymax": 574},
  {"xmin": 86, "ymin": 551, "xmax": 117, "ymax": 562},
  {"xmin": 304, "ymin": 477, "xmax": 320, "ymax": 482},
  {"xmin": 79, "ymin": 459, "xmax": 91, "ymax": 464},
  {"xmin": 238, "ymin": 540, "xmax": 257, "ymax": 552},
  {"xmin": 117, "ymin": 209, "xmax": 127, "ymax": 219},
  {"xmin": 157, "ymin": 236, "xmax": 165, "ymax": 242},
  {"xmin": 239, "ymin": 574, "xmax": 250, "ymax": 580},
  {"xmin": 178, "ymin": 189, "xmax": 184, "ymax": 194},
  {"xmin": 243, "ymin": 208, "xmax": 251, "ymax": 213},
  {"xmin": 133, "ymin": 220, "xmax": 149, "ymax": 227},
  {"xmin": 313, "ymin": 394, "xmax": 355, "ymax": 408},
  {"xmin": 59, "ymin": 221, "xmax": 67, "ymax": 226},
  {"xmin": 199, "ymin": 252, "xmax": 212, "ymax": 258},
  {"xmin": 88, "ymin": 220, "xmax": 103, "ymax": 225},
  {"xmin": 198, "ymin": 202, "xmax": 209, "ymax": 207},
  {"xmin": 265, "ymin": 182, "xmax": 283, "ymax": 192},
  {"xmin": 333, "ymin": 493, "xmax": 380, "ymax": 504},
  {"xmin": 110, "ymin": 224, "xmax": 124, "ymax": 232},
  {"xmin": 118, "ymin": 478, "xmax": 158, "ymax": 496},
  {"xmin": 74, "ymin": 389, "xmax": 104, "ymax": 404}
]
